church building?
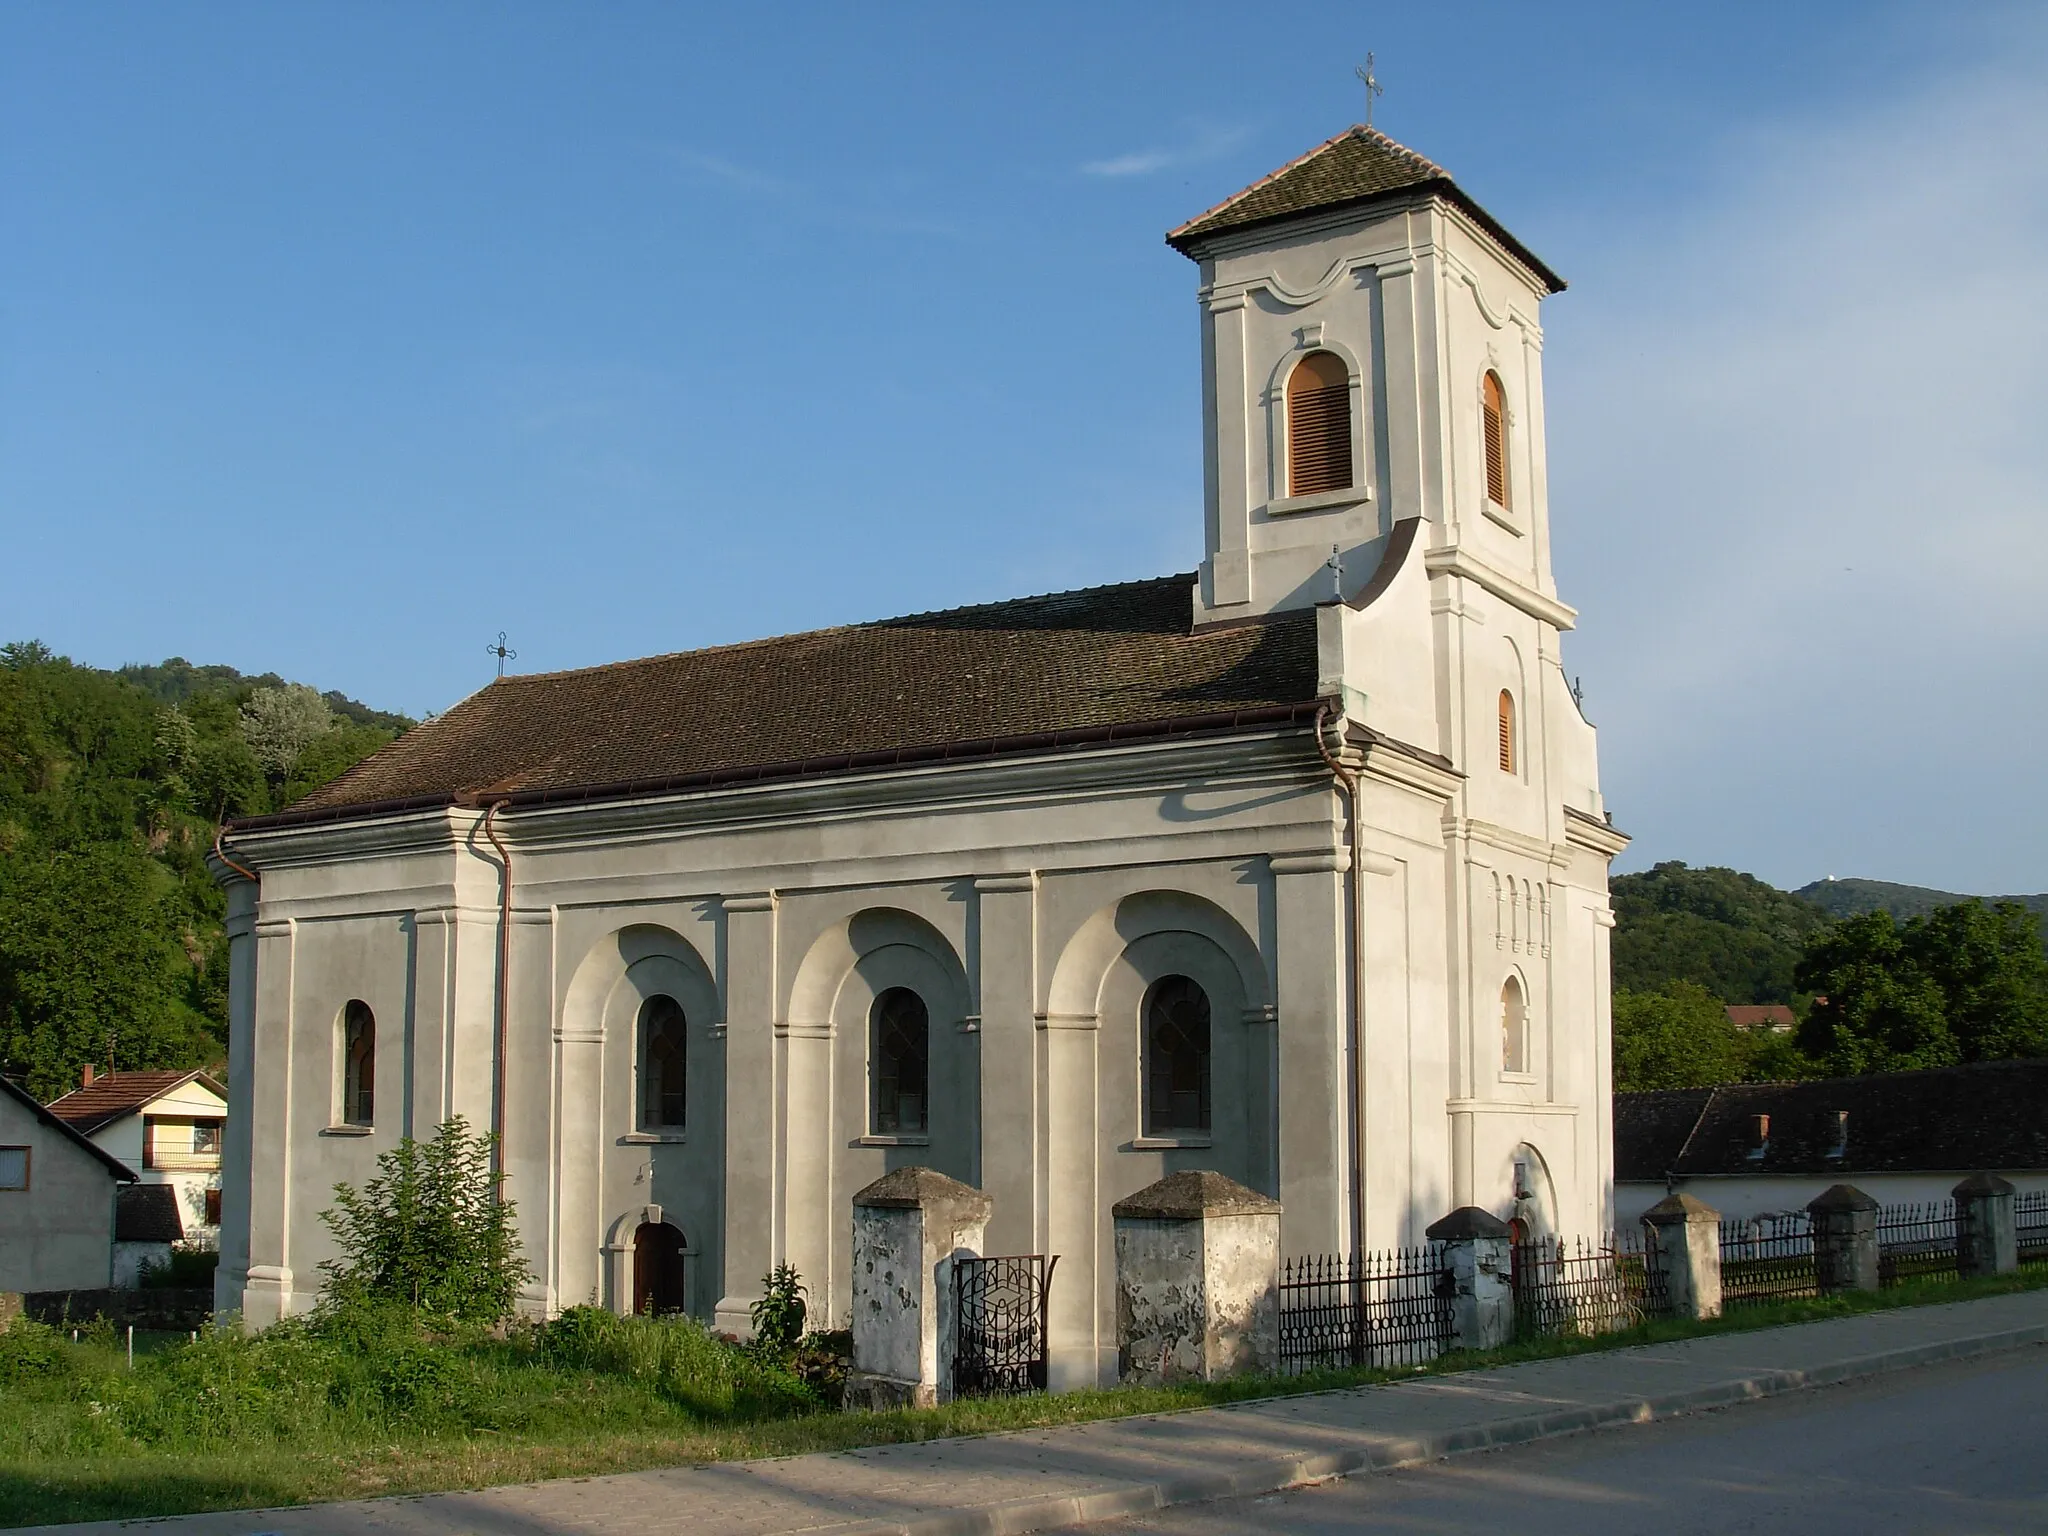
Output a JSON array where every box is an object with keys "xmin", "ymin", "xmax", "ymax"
[{"xmin": 213, "ymin": 127, "xmax": 1626, "ymax": 1388}]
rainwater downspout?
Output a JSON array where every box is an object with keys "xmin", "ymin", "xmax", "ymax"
[
  {"xmin": 212, "ymin": 827, "xmax": 258, "ymax": 885},
  {"xmin": 1312, "ymin": 701, "xmax": 1368, "ymax": 1256},
  {"xmin": 480, "ymin": 799, "xmax": 513, "ymax": 1196}
]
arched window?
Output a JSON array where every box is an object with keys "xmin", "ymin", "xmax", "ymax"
[
  {"xmin": 639, "ymin": 995, "xmax": 688, "ymax": 1130},
  {"xmin": 342, "ymin": 1000, "xmax": 375, "ymax": 1126},
  {"xmin": 871, "ymin": 987, "xmax": 929, "ymax": 1134},
  {"xmin": 1144, "ymin": 975, "xmax": 1212, "ymax": 1135},
  {"xmin": 1498, "ymin": 689, "xmax": 1517, "ymax": 774},
  {"xmin": 1502, "ymin": 975, "xmax": 1528, "ymax": 1074},
  {"xmin": 1286, "ymin": 351, "xmax": 1353, "ymax": 496},
  {"xmin": 1481, "ymin": 371, "xmax": 1510, "ymax": 508}
]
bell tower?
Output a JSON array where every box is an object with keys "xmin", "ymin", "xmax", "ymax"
[{"xmin": 1166, "ymin": 127, "xmax": 1569, "ymax": 631}]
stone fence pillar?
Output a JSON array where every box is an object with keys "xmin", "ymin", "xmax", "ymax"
[
  {"xmin": 1808, "ymin": 1183, "xmax": 1880, "ymax": 1294},
  {"xmin": 1641, "ymin": 1192, "xmax": 1722, "ymax": 1320},
  {"xmin": 1954, "ymin": 1174, "xmax": 2018, "ymax": 1278},
  {"xmin": 1425, "ymin": 1207, "xmax": 1513, "ymax": 1351},
  {"xmin": 1112, "ymin": 1170, "xmax": 1281, "ymax": 1385},
  {"xmin": 846, "ymin": 1167, "xmax": 992, "ymax": 1409}
]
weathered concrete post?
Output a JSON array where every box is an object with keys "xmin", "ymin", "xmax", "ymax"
[
  {"xmin": 846, "ymin": 1167, "xmax": 993, "ymax": 1409},
  {"xmin": 1112, "ymin": 1170, "xmax": 1282, "ymax": 1385},
  {"xmin": 1954, "ymin": 1174, "xmax": 2019, "ymax": 1278},
  {"xmin": 1641, "ymin": 1192, "xmax": 1722, "ymax": 1320},
  {"xmin": 1807, "ymin": 1183, "xmax": 1881, "ymax": 1294},
  {"xmin": 1425, "ymin": 1207, "xmax": 1514, "ymax": 1351}
]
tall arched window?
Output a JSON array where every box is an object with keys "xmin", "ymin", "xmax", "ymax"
[
  {"xmin": 871, "ymin": 987, "xmax": 929, "ymax": 1134},
  {"xmin": 342, "ymin": 1000, "xmax": 375, "ymax": 1127},
  {"xmin": 1498, "ymin": 689, "xmax": 1517, "ymax": 774},
  {"xmin": 1481, "ymin": 371, "xmax": 1510, "ymax": 508},
  {"xmin": 1502, "ymin": 975, "xmax": 1528, "ymax": 1074},
  {"xmin": 1144, "ymin": 975, "xmax": 1212, "ymax": 1135},
  {"xmin": 1286, "ymin": 351, "xmax": 1353, "ymax": 496},
  {"xmin": 639, "ymin": 995, "xmax": 688, "ymax": 1130}
]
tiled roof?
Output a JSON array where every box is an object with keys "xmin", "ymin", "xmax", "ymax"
[
  {"xmin": 116, "ymin": 1183, "xmax": 184, "ymax": 1244},
  {"xmin": 1615, "ymin": 1059, "xmax": 2048, "ymax": 1181},
  {"xmin": 0, "ymin": 1076, "xmax": 136, "ymax": 1183},
  {"xmin": 1165, "ymin": 126, "xmax": 1565, "ymax": 294},
  {"xmin": 1725, "ymin": 1005, "xmax": 1798, "ymax": 1031},
  {"xmin": 243, "ymin": 576, "xmax": 1323, "ymax": 827},
  {"xmin": 45, "ymin": 1070, "xmax": 222, "ymax": 1135}
]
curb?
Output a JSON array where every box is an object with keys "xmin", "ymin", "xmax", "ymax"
[{"xmin": 832, "ymin": 1319, "xmax": 2048, "ymax": 1536}]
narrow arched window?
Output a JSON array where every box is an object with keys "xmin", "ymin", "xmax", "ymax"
[
  {"xmin": 639, "ymin": 995, "xmax": 688, "ymax": 1130},
  {"xmin": 342, "ymin": 1000, "xmax": 375, "ymax": 1126},
  {"xmin": 1286, "ymin": 351, "xmax": 1352, "ymax": 496},
  {"xmin": 1482, "ymin": 371, "xmax": 1510, "ymax": 508},
  {"xmin": 1502, "ymin": 976, "xmax": 1528, "ymax": 1074},
  {"xmin": 1144, "ymin": 975, "xmax": 1212, "ymax": 1135},
  {"xmin": 1498, "ymin": 689, "xmax": 1517, "ymax": 774},
  {"xmin": 871, "ymin": 988, "xmax": 929, "ymax": 1134}
]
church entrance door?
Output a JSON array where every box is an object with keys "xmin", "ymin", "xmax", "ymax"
[{"xmin": 633, "ymin": 1221, "xmax": 687, "ymax": 1315}]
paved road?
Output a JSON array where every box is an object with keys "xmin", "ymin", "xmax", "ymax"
[{"xmin": 1091, "ymin": 1344, "xmax": 2048, "ymax": 1534}]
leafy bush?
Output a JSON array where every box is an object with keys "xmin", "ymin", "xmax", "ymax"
[
  {"xmin": 319, "ymin": 1116, "xmax": 529, "ymax": 1323},
  {"xmin": 536, "ymin": 1304, "xmax": 815, "ymax": 1418},
  {"xmin": 749, "ymin": 1263, "xmax": 807, "ymax": 1355},
  {"xmin": 0, "ymin": 1315, "xmax": 70, "ymax": 1383},
  {"xmin": 138, "ymin": 1245, "xmax": 219, "ymax": 1289}
]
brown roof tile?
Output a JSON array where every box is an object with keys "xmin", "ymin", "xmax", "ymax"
[
  {"xmin": 252, "ymin": 575, "xmax": 1321, "ymax": 827},
  {"xmin": 1165, "ymin": 126, "xmax": 1565, "ymax": 294},
  {"xmin": 46, "ymin": 1070, "xmax": 221, "ymax": 1135}
]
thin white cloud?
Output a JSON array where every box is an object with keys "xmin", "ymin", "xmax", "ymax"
[
  {"xmin": 1548, "ymin": 19, "xmax": 2048, "ymax": 892},
  {"xmin": 1080, "ymin": 123, "xmax": 1249, "ymax": 179},
  {"xmin": 656, "ymin": 146, "xmax": 796, "ymax": 196}
]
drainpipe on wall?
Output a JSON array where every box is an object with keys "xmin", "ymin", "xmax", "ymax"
[
  {"xmin": 479, "ymin": 799, "xmax": 513, "ymax": 1197},
  {"xmin": 212, "ymin": 827, "xmax": 258, "ymax": 885},
  {"xmin": 1312, "ymin": 701, "xmax": 1368, "ymax": 1256}
]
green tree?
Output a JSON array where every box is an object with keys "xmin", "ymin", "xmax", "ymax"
[
  {"xmin": 319, "ymin": 1116, "xmax": 530, "ymax": 1323},
  {"xmin": 1612, "ymin": 980, "xmax": 1748, "ymax": 1091},
  {"xmin": 1796, "ymin": 901, "xmax": 2048, "ymax": 1075},
  {"xmin": 1611, "ymin": 862, "xmax": 1831, "ymax": 1004}
]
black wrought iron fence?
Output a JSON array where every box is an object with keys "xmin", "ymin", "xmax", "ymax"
[
  {"xmin": 1510, "ymin": 1231, "xmax": 1665, "ymax": 1340},
  {"xmin": 1877, "ymin": 1200, "xmax": 1957, "ymax": 1287},
  {"xmin": 1277, "ymin": 1245, "xmax": 1452, "ymax": 1375},
  {"xmin": 1718, "ymin": 1213, "xmax": 1816, "ymax": 1308},
  {"xmin": 952, "ymin": 1254, "xmax": 1055, "ymax": 1398},
  {"xmin": 2017, "ymin": 1191, "xmax": 2048, "ymax": 1267}
]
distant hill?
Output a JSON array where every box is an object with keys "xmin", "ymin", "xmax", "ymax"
[
  {"xmin": 119, "ymin": 657, "xmax": 413, "ymax": 734},
  {"xmin": 1796, "ymin": 876, "xmax": 2048, "ymax": 927},
  {"xmin": 1611, "ymin": 863, "xmax": 1832, "ymax": 1005}
]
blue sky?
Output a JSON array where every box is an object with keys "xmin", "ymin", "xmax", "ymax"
[{"xmin": 3, "ymin": 3, "xmax": 2043, "ymax": 894}]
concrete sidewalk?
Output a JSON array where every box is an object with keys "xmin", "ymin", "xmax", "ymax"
[{"xmin": 30, "ymin": 1290, "xmax": 2048, "ymax": 1536}]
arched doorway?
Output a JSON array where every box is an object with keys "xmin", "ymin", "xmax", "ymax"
[{"xmin": 633, "ymin": 1222, "xmax": 687, "ymax": 1316}]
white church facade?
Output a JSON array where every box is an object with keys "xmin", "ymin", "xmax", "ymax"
[{"xmin": 213, "ymin": 127, "xmax": 1626, "ymax": 1388}]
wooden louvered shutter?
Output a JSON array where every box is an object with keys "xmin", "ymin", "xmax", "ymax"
[
  {"xmin": 1287, "ymin": 352, "xmax": 1353, "ymax": 497},
  {"xmin": 1498, "ymin": 689, "xmax": 1516, "ymax": 773},
  {"xmin": 1482, "ymin": 372, "xmax": 1509, "ymax": 508}
]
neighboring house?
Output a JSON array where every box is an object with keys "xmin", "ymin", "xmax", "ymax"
[
  {"xmin": 0, "ymin": 1075, "xmax": 137, "ymax": 1291},
  {"xmin": 211, "ymin": 125, "xmax": 1626, "ymax": 1387},
  {"xmin": 1724, "ymin": 1005, "xmax": 1797, "ymax": 1033},
  {"xmin": 45, "ymin": 1069, "xmax": 227, "ymax": 1247},
  {"xmin": 1615, "ymin": 1059, "xmax": 2048, "ymax": 1223}
]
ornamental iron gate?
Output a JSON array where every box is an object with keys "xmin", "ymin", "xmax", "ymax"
[{"xmin": 952, "ymin": 1254, "xmax": 1057, "ymax": 1397}]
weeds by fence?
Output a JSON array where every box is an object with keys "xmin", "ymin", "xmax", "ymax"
[{"xmin": 1277, "ymin": 1246, "xmax": 1452, "ymax": 1375}]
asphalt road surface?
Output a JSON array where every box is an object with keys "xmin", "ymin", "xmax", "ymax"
[{"xmin": 1090, "ymin": 1344, "xmax": 2048, "ymax": 1534}]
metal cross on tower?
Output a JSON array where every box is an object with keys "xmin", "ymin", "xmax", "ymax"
[
  {"xmin": 486, "ymin": 631, "xmax": 518, "ymax": 677},
  {"xmin": 1356, "ymin": 53, "xmax": 1383, "ymax": 130}
]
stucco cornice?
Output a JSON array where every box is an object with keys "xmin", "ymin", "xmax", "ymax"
[
  {"xmin": 1423, "ymin": 545, "xmax": 1578, "ymax": 631},
  {"xmin": 1563, "ymin": 805, "xmax": 1631, "ymax": 857}
]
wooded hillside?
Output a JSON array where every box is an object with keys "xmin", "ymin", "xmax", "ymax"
[{"xmin": 0, "ymin": 642, "xmax": 407, "ymax": 1098}]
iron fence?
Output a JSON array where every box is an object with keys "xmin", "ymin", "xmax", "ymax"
[
  {"xmin": 1511, "ymin": 1231, "xmax": 1665, "ymax": 1340},
  {"xmin": 1877, "ymin": 1200, "xmax": 1957, "ymax": 1287},
  {"xmin": 2018, "ymin": 1190, "xmax": 2048, "ymax": 1267},
  {"xmin": 1718, "ymin": 1213, "xmax": 1816, "ymax": 1309},
  {"xmin": 1277, "ymin": 1245, "xmax": 1452, "ymax": 1375},
  {"xmin": 952, "ymin": 1254, "xmax": 1055, "ymax": 1398}
]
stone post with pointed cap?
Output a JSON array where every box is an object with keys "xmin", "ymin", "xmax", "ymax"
[
  {"xmin": 1808, "ymin": 1183, "xmax": 1881, "ymax": 1294},
  {"xmin": 846, "ymin": 1166, "xmax": 993, "ymax": 1409},
  {"xmin": 1112, "ymin": 1170, "xmax": 1282, "ymax": 1385},
  {"xmin": 1426, "ymin": 1206, "xmax": 1514, "ymax": 1351},
  {"xmin": 1954, "ymin": 1173, "xmax": 2018, "ymax": 1278},
  {"xmin": 1641, "ymin": 1191, "xmax": 1722, "ymax": 1319}
]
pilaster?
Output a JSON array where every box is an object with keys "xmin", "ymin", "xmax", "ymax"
[
  {"xmin": 1268, "ymin": 848, "xmax": 1349, "ymax": 1256},
  {"xmin": 975, "ymin": 873, "xmax": 1038, "ymax": 1257},
  {"xmin": 716, "ymin": 891, "xmax": 778, "ymax": 1335},
  {"xmin": 241, "ymin": 914, "xmax": 297, "ymax": 1326}
]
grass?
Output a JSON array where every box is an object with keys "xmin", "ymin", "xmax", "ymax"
[{"xmin": 5, "ymin": 1269, "xmax": 2046, "ymax": 1529}]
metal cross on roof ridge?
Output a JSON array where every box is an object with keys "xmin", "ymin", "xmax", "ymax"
[
  {"xmin": 1355, "ymin": 53, "xmax": 1383, "ymax": 130},
  {"xmin": 486, "ymin": 631, "xmax": 518, "ymax": 677}
]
